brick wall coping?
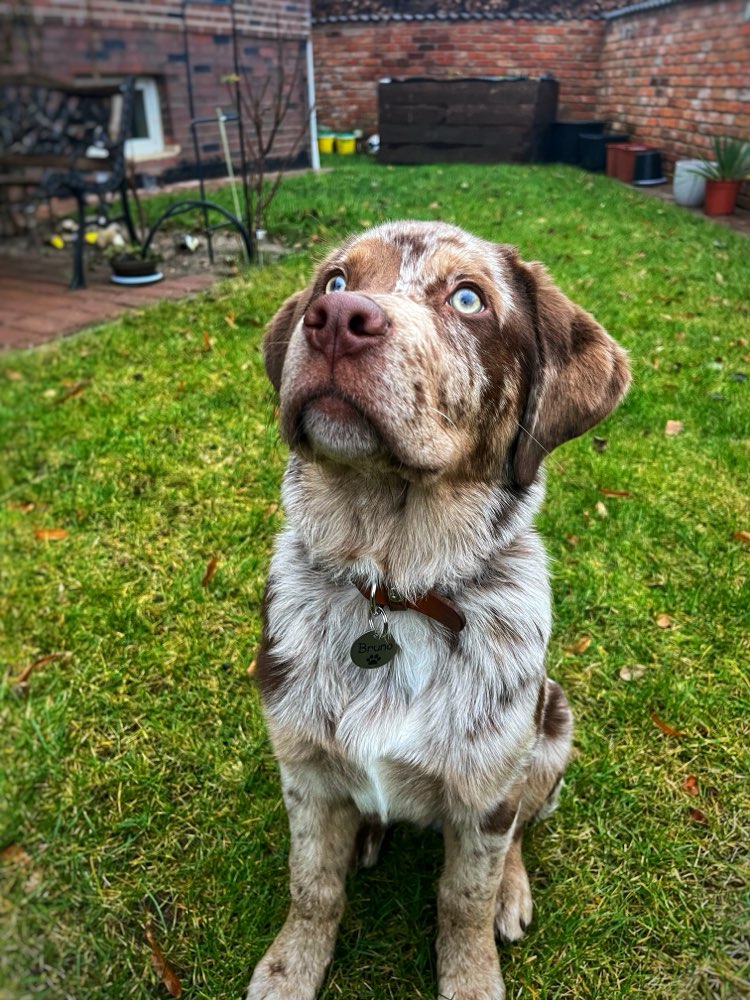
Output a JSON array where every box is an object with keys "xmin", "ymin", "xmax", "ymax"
[
  {"xmin": 602, "ymin": 0, "xmax": 685, "ymax": 18},
  {"xmin": 312, "ymin": 0, "xmax": 658, "ymax": 23}
]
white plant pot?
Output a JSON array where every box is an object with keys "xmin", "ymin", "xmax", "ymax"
[{"xmin": 673, "ymin": 159, "xmax": 709, "ymax": 207}]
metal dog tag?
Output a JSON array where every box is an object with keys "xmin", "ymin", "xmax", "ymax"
[
  {"xmin": 350, "ymin": 628, "xmax": 400, "ymax": 669},
  {"xmin": 350, "ymin": 604, "xmax": 400, "ymax": 668}
]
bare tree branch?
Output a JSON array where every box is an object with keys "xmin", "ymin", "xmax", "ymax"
[{"xmin": 227, "ymin": 32, "xmax": 311, "ymax": 237}]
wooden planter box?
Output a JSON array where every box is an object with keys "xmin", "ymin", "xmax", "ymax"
[{"xmin": 378, "ymin": 76, "xmax": 559, "ymax": 165}]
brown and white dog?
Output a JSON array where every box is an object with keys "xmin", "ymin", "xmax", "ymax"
[{"xmin": 248, "ymin": 221, "xmax": 629, "ymax": 1000}]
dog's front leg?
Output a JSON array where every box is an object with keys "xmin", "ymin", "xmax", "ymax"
[
  {"xmin": 247, "ymin": 779, "xmax": 360, "ymax": 1000},
  {"xmin": 436, "ymin": 810, "xmax": 516, "ymax": 1000}
]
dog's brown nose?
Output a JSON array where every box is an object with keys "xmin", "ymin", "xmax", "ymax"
[{"xmin": 303, "ymin": 292, "xmax": 388, "ymax": 363}]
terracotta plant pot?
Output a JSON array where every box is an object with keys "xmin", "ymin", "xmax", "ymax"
[
  {"xmin": 617, "ymin": 144, "xmax": 649, "ymax": 183},
  {"xmin": 606, "ymin": 142, "xmax": 630, "ymax": 178},
  {"xmin": 703, "ymin": 179, "xmax": 742, "ymax": 216}
]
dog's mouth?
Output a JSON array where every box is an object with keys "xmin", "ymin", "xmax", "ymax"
[
  {"xmin": 291, "ymin": 389, "xmax": 441, "ymax": 479},
  {"xmin": 292, "ymin": 389, "xmax": 386, "ymax": 462}
]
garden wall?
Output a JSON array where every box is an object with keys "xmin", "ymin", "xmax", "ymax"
[
  {"xmin": 312, "ymin": 0, "xmax": 750, "ymax": 206},
  {"xmin": 312, "ymin": 17, "xmax": 605, "ymax": 136},
  {"xmin": 599, "ymin": 0, "xmax": 750, "ymax": 157},
  {"xmin": 1, "ymin": 0, "xmax": 313, "ymax": 179},
  {"xmin": 598, "ymin": 0, "xmax": 750, "ymax": 203}
]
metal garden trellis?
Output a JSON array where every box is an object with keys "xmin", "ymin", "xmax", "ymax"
[{"xmin": 142, "ymin": 0, "xmax": 254, "ymax": 264}]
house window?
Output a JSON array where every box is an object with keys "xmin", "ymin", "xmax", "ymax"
[{"xmin": 125, "ymin": 78, "xmax": 165, "ymax": 158}]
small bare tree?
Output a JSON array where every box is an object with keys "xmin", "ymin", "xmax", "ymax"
[{"xmin": 225, "ymin": 34, "xmax": 312, "ymax": 237}]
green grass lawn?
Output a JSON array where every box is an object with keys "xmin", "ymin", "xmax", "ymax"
[{"xmin": 1, "ymin": 157, "xmax": 749, "ymax": 1000}]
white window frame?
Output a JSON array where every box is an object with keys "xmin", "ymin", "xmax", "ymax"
[{"xmin": 125, "ymin": 77, "xmax": 165, "ymax": 159}]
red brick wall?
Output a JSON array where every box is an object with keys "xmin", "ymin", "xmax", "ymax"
[
  {"xmin": 598, "ymin": 0, "xmax": 750, "ymax": 163},
  {"xmin": 599, "ymin": 0, "xmax": 750, "ymax": 206},
  {"xmin": 2, "ymin": 0, "xmax": 312, "ymax": 175},
  {"xmin": 23, "ymin": 0, "xmax": 308, "ymax": 42},
  {"xmin": 311, "ymin": 18, "xmax": 605, "ymax": 136}
]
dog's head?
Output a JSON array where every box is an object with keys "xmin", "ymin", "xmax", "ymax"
[{"xmin": 264, "ymin": 221, "xmax": 629, "ymax": 488}]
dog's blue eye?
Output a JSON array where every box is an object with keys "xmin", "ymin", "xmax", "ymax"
[
  {"xmin": 449, "ymin": 287, "xmax": 484, "ymax": 315},
  {"xmin": 325, "ymin": 273, "xmax": 347, "ymax": 293}
]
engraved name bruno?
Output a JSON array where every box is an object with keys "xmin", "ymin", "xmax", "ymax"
[
  {"xmin": 350, "ymin": 630, "xmax": 400, "ymax": 668},
  {"xmin": 357, "ymin": 639, "xmax": 392, "ymax": 654}
]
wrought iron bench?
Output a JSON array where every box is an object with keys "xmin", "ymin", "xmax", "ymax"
[{"xmin": 0, "ymin": 73, "xmax": 138, "ymax": 288}]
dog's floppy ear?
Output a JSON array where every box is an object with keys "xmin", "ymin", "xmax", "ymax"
[
  {"xmin": 263, "ymin": 290, "xmax": 306, "ymax": 391},
  {"xmin": 511, "ymin": 260, "xmax": 630, "ymax": 488}
]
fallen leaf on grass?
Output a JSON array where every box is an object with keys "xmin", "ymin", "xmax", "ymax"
[
  {"xmin": 598, "ymin": 487, "xmax": 632, "ymax": 498},
  {"xmin": 682, "ymin": 775, "xmax": 699, "ymax": 797},
  {"xmin": 732, "ymin": 530, "xmax": 750, "ymax": 544},
  {"xmin": 247, "ymin": 658, "xmax": 257, "ymax": 677},
  {"xmin": 34, "ymin": 527, "xmax": 68, "ymax": 541},
  {"xmin": 202, "ymin": 331, "xmax": 213, "ymax": 351},
  {"xmin": 264, "ymin": 503, "xmax": 279, "ymax": 518},
  {"xmin": 594, "ymin": 501, "xmax": 608, "ymax": 518},
  {"xmin": 224, "ymin": 310, "xmax": 237, "ymax": 329},
  {"xmin": 565, "ymin": 534, "xmax": 579, "ymax": 547},
  {"xmin": 5, "ymin": 369, "xmax": 23, "ymax": 381},
  {"xmin": 1, "ymin": 844, "xmax": 32, "ymax": 867},
  {"xmin": 55, "ymin": 379, "xmax": 90, "ymax": 404},
  {"xmin": 664, "ymin": 420, "xmax": 684, "ymax": 436},
  {"xmin": 655, "ymin": 613, "xmax": 672, "ymax": 629},
  {"xmin": 687, "ymin": 807, "xmax": 708, "ymax": 824},
  {"xmin": 650, "ymin": 711, "xmax": 685, "ymax": 738},
  {"xmin": 619, "ymin": 664, "xmax": 646, "ymax": 681},
  {"xmin": 566, "ymin": 635, "xmax": 591, "ymax": 655},
  {"xmin": 200, "ymin": 555, "xmax": 219, "ymax": 587},
  {"xmin": 145, "ymin": 924, "xmax": 182, "ymax": 998},
  {"xmin": 11, "ymin": 651, "xmax": 68, "ymax": 686},
  {"xmin": 7, "ymin": 500, "xmax": 35, "ymax": 513}
]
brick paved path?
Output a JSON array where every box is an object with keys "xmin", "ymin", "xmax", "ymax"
[{"xmin": 0, "ymin": 252, "xmax": 216, "ymax": 351}]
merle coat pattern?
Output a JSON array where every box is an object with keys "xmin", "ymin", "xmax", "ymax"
[{"xmin": 247, "ymin": 221, "xmax": 629, "ymax": 1000}]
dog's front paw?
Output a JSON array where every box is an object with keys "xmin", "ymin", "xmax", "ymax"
[
  {"xmin": 247, "ymin": 936, "xmax": 326, "ymax": 1000},
  {"xmin": 437, "ymin": 939, "xmax": 506, "ymax": 1000},
  {"xmin": 494, "ymin": 854, "xmax": 533, "ymax": 944},
  {"xmin": 438, "ymin": 961, "xmax": 506, "ymax": 1000},
  {"xmin": 246, "ymin": 952, "xmax": 302, "ymax": 1000}
]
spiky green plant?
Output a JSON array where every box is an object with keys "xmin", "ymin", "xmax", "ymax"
[{"xmin": 692, "ymin": 135, "xmax": 750, "ymax": 180}]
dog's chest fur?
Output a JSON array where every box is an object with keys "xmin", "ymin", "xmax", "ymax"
[{"xmin": 260, "ymin": 459, "xmax": 552, "ymax": 823}]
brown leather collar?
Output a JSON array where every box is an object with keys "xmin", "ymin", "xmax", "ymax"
[{"xmin": 354, "ymin": 581, "xmax": 466, "ymax": 633}]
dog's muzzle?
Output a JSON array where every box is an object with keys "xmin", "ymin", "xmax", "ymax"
[{"xmin": 303, "ymin": 291, "xmax": 389, "ymax": 366}]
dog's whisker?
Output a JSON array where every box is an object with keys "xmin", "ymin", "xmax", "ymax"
[
  {"xmin": 427, "ymin": 406, "xmax": 458, "ymax": 431},
  {"xmin": 514, "ymin": 421, "xmax": 567, "ymax": 475}
]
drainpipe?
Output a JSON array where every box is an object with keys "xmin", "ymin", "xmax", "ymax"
[{"xmin": 306, "ymin": 33, "xmax": 320, "ymax": 171}]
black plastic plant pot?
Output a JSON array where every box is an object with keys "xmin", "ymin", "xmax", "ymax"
[
  {"xmin": 632, "ymin": 150, "xmax": 665, "ymax": 185},
  {"xmin": 109, "ymin": 254, "xmax": 163, "ymax": 286},
  {"xmin": 579, "ymin": 131, "xmax": 630, "ymax": 171},
  {"xmin": 579, "ymin": 132, "xmax": 606, "ymax": 171},
  {"xmin": 110, "ymin": 255, "xmax": 159, "ymax": 278},
  {"xmin": 549, "ymin": 120, "xmax": 606, "ymax": 164}
]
